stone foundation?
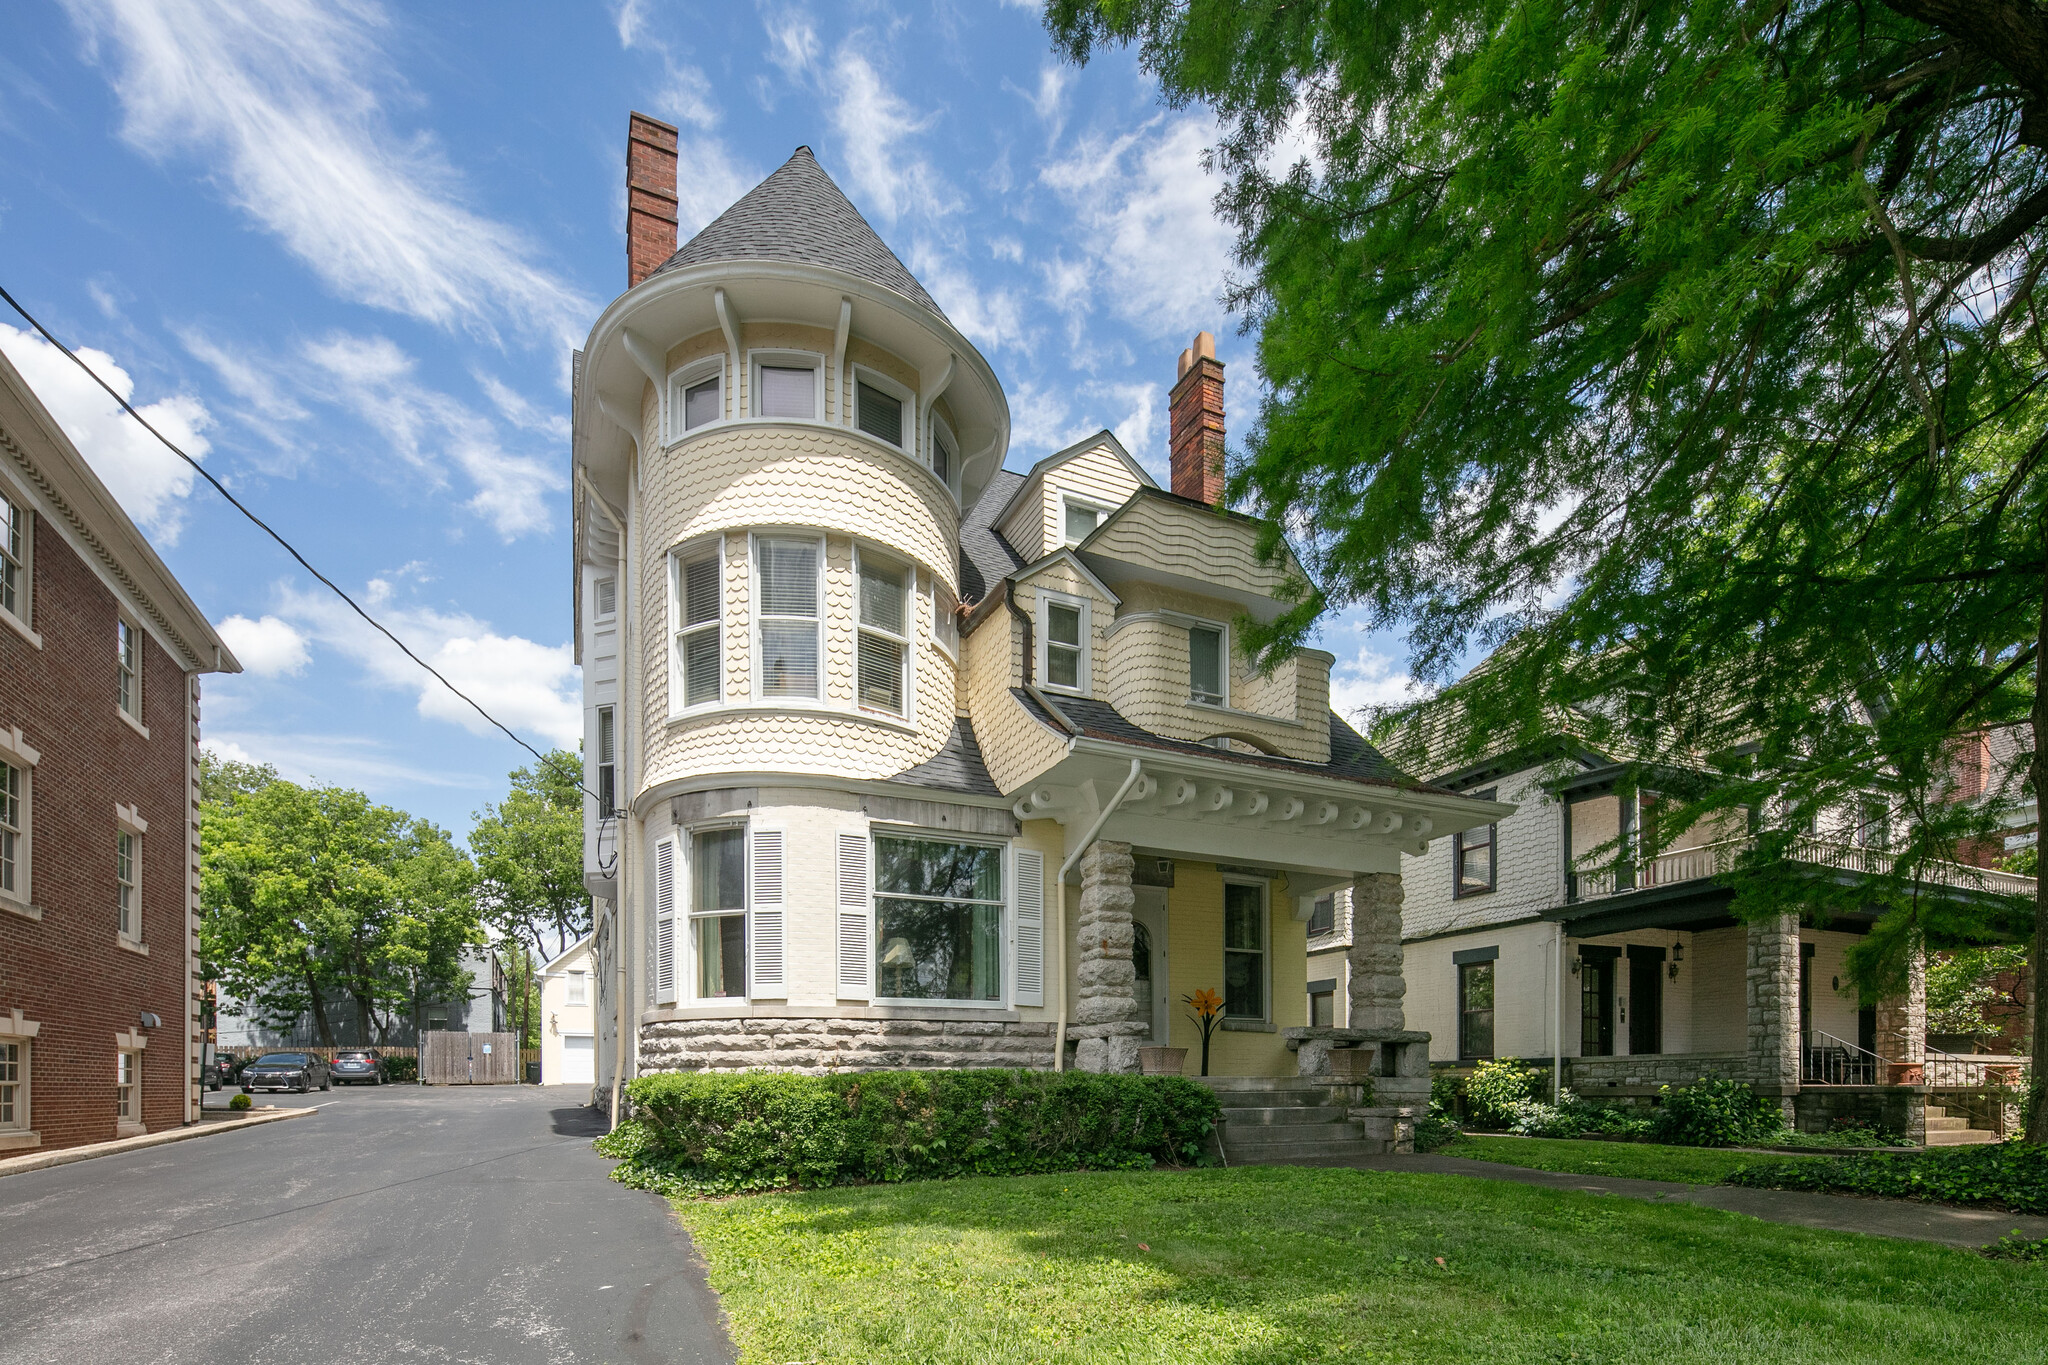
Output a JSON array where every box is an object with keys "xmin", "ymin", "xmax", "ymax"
[
  {"xmin": 1792, "ymin": 1086, "xmax": 1925, "ymax": 1143},
  {"xmin": 639, "ymin": 1016, "xmax": 1059, "ymax": 1074},
  {"xmin": 1568, "ymin": 1052, "xmax": 1750, "ymax": 1090}
]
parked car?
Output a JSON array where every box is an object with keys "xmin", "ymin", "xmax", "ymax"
[
  {"xmin": 241, "ymin": 1052, "xmax": 330, "ymax": 1094},
  {"xmin": 201, "ymin": 1052, "xmax": 227, "ymax": 1091},
  {"xmin": 331, "ymin": 1049, "xmax": 384, "ymax": 1086}
]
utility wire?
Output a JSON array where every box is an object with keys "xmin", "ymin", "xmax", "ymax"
[{"xmin": 0, "ymin": 284, "xmax": 592, "ymax": 798}]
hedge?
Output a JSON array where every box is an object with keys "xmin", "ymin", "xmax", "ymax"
[
  {"xmin": 595, "ymin": 1069, "xmax": 1223, "ymax": 1196},
  {"xmin": 1728, "ymin": 1142, "xmax": 2048, "ymax": 1212}
]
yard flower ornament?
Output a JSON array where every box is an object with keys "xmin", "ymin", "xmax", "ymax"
[{"xmin": 1184, "ymin": 989, "xmax": 1224, "ymax": 1077}]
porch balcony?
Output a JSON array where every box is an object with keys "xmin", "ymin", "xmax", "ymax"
[{"xmin": 1568, "ymin": 835, "xmax": 2033, "ymax": 904}]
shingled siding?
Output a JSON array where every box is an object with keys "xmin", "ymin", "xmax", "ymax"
[
  {"xmin": 1401, "ymin": 764, "xmax": 1562, "ymax": 941},
  {"xmin": 1103, "ymin": 617, "xmax": 1324, "ymax": 763},
  {"xmin": 998, "ymin": 441, "xmax": 1147, "ymax": 562}
]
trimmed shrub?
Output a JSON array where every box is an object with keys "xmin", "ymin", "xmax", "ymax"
[
  {"xmin": 228, "ymin": 1093, "xmax": 253, "ymax": 1111},
  {"xmin": 596, "ymin": 1068, "xmax": 1223, "ymax": 1196},
  {"xmin": 1462, "ymin": 1058, "xmax": 1543, "ymax": 1128},
  {"xmin": 380, "ymin": 1055, "xmax": 418, "ymax": 1083},
  {"xmin": 1648, "ymin": 1076, "xmax": 1786, "ymax": 1147},
  {"xmin": 1504, "ymin": 1089, "xmax": 1653, "ymax": 1140},
  {"xmin": 1729, "ymin": 1142, "xmax": 2048, "ymax": 1211},
  {"xmin": 1415, "ymin": 1072, "xmax": 1462, "ymax": 1152}
]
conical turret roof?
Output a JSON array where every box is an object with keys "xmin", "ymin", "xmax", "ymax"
[{"xmin": 654, "ymin": 146, "xmax": 946, "ymax": 320}]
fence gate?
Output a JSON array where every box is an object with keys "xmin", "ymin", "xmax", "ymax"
[{"xmin": 419, "ymin": 1031, "xmax": 521, "ymax": 1085}]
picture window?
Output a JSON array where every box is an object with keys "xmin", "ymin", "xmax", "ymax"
[{"xmin": 873, "ymin": 835, "xmax": 1003, "ymax": 1003}]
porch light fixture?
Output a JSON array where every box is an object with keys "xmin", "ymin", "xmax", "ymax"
[
  {"xmin": 1671, "ymin": 940, "xmax": 1685, "ymax": 963},
  {"xmin": 1667, "ymin": 960, "xmax": 1680, "ymax": 981},
  {"xmin": 1569, "ymin": 955, "xmax": 1581, "ymax": 976}
]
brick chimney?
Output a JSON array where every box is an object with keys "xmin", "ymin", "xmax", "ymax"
[
  {"xmin": 1169, "ymin": 330, "xmax": 1225, "ymax": 505},
  {"xmin": 626, "ymin": 111, "xmax": 679, "ymax": 289}
]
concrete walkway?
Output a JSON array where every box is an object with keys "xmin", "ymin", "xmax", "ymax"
[{"xmin": 1322, "ymin": 1151, "xmax": 2048, "ymax": 1248}]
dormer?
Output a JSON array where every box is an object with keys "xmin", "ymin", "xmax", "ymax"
[{"xmin": 990, "ymin": 431, "xmax": 1154, "ymax": 562}]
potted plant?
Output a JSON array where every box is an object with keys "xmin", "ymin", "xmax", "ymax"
[{"xmin": 1183, "ymin": 989, "xmax": 1224, "ymax": 1077}]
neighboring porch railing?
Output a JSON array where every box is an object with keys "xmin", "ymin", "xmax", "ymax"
[
  {"xmin": 1570, "ymin": 834, "xmax": 2036, "ymax": 902},
  {"xmin": 1803, "ymin": 1030, "xmax": 1883, "ymax": 1086}
]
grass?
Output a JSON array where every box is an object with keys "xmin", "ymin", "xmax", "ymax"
[
  {"xmin": 674, "ymin": 1164, "xmax": 2044, "ymax": 1364},
  {"xmin": 1441, "ymin": 1134, "xmax": 1825, "ymax": 1185}
]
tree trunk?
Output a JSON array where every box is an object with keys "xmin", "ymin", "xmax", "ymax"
[
  {"xmin": 352, "ymin": 990, "xmax": 374, "ymax": 1046},
  {"xmin": 304, "ymin": 970, "xmax": 335, "ymax": 1048},
  {"xmin": 2029, "ymin": 558, "xmax": 2048, "ymax": 1142}
]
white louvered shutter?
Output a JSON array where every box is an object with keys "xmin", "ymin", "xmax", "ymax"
[
  {"xmin": 750, "ymin": 829, "xmax": 786, "ymax": 995},
  {"xmin": 1012, "ymin": 848, "xmax": 1045, "ymax": 1007},
  {"xmin": 654, "ymin": 836, "xmax": 678, "ymax": 1004},
  {"xmin": 836, "ymin": 832, "xmax": 872, "ymax": 1000}
]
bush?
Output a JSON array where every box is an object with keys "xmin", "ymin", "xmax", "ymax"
[
  {"xmin": 1415, "ymin": 1072, "xmax": 1462, "ymax": 1152},
  {"xmin": 1647, "ymin": 1076, "xmax": 1786, "ymax": 1147},
  {"xmin": 1503, "ymin": 1089, "xmax": 1654, "ymax": 1140},
  {"xmin": 1728, "ymin": 1142, "xmax": 2048, "ymax": 1211},
  {"xmin": 596, "ymin": 1069, "xmax": 1224, "ymax": 1197},
  {"xmin": 228, "ymin": 1093, "xmax": 253, "ymax": 1111},
  {"xmin": 1983, "ymin": 1230, "xmax": 2048, "ymax": 1261},
  {"xmin": 1463, "ymin": 1058, "xmax": 1543, "ymax": 1128},
  {"xmin": 380, "ymin": 1055, "xmax": 418, "ymax": 1083}
]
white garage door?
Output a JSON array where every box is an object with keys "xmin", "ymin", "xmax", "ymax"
[{"xmin": 559, "ymin": 1034, "xmax": 595, "ymax": 1085}]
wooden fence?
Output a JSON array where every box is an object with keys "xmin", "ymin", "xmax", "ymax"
[
  {"xmin": 420, "ymin": 1031, "xmax": 522, "ymax": 1085},
  {"xmin": 217, "ymin": 1044, "xmax": 418, "ymax": 1063}
]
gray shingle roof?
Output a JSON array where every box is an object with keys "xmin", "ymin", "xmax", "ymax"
[
  {"xmin": 654, "ymin": 147, "xmax": 946, "ymax": 320},
  {"xmin": 889, "ymin": 718, "xmax": 1001, "ymax": 796},
  {"xmin": 958, "ymin": 469, "xmax": 1025, "ymax": 604}
]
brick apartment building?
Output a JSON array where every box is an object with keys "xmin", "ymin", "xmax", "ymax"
[{"xmin": 0, "ymin": 349, "xmax": 238, "ymax": 1153}]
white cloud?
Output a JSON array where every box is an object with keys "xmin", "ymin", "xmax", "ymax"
[
  {"xmin": 276, "ymin": 579, "xmax": 581, "ymax": 748},
  {"xmin": 475, "ymin": 373, "xmax": 570, "ymax": 442},
  {"xmin": 612, "ymin": 0, "xmax": 720, "ymax": 131},
  {"xmin": 1008, "ymin": 64, "xmax": 1071, "ymax": 140},
  {"xmin": 824, "ymin": 47, "xmax": 956, "ymax": 224},
  {"xmin": 63, "ymin": 0, "xmax": 588, "ymax": 347},
  {"xmin": 909, "ymin": 245, "xmax": 1029, "ymax": 353},
  {"xmin": 204, "ymin": 731, "xmax": 481, "ymax": 789},
  {"xmin": 0, "ymin": 322, "xmax": 207, "ymax": 541},
  {"xmin": 216, "ymin": 613, "xmax": 310, "ymax": 676},
  {"xmin": 1038, "ymin": 116, "xmax": 1236, "ymax": 341},
  {"xmin": 761, "ymin": 3, "xmax": 820, "ymax": 80},
  {"xmin": 302, "ymin": 332, "xmax": 561, "ymax": 539},
  {"xmin": 1328, "ymin": 642, "xmax": 1435, "ymax": 720},
  {"xmin": 673, "ymin": 136, "xmax": 756, "ymax": 237}
]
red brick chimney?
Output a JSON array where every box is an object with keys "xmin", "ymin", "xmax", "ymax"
[
  {"xmin": 626, "ymin": 111, "xmax": 679, "ymax": 289},
  {"xmin": 1169, "ymin": 330, "xmax": 1225, "ymax": 505}
]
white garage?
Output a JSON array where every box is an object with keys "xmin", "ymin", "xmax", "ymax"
[{"xmin": 557, "ymin": 1034, "xmax": 595, "ymax": 1085}]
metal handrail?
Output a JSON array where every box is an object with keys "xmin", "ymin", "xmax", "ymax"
[
  {"xmin": 1803, "ymin": 1029, "xmax": 1883, "ymax": 1086},
  {"xmin": 1571, "ymin": 834, "xmax": 2036, "ymax": 902}
]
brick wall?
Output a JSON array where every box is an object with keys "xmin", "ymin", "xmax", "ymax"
[{"xmin": 0, "ymin": 508, "xmax": 193, "ymax": 1150}]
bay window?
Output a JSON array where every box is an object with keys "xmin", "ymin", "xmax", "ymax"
[
  {"xmin": 754, "ymin": 536, "xmax": 821, "ymax": 699},
  {"xmin": 693, "ymin": 827, "xmax": 747, "ymax": 999},
  {"xmin": 873, "ymin": 835, "xmax": 1002, "ymax": 1002},
  {"xmin": 672, "ymin": 547, "xmax": 722, "ymax": 709},
  {"xmin": 856, "ymin": 550, "xmax": 909, "ymax": 715}
]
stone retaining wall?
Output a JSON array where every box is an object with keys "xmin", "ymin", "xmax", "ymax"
[
  {"xmin": 1792, "ymin": 1086, "xmax": 1925, "ymax": 1143},
  {"xmin": 1567, "ymin": 1052, "xmax": 1750, "ymax": 1090},
  {"xmin": 638, "ymin": 1016, "xmax": 1058, "ymax": 1074}
]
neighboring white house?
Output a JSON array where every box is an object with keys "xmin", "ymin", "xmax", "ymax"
[
  {"xmin": 572, "ymin": 115, "xmax": 1506, "ymax": 1107},
  {"xmin": 541, "ymin": 935, "xmax": 597, "ymax": 1088}
]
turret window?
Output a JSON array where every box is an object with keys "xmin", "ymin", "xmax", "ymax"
[
  {"xmin": 669, "ymin": 357, "xmax": 725, "ymax": 437},
  {"xmin": 754, "ymin": 535, "xmax": 822, "ymax": 700},
  {"xmin": 853, "ymin": 370, "xmax": 911, "ymax": 449},
  {"xmin": 1189, "ymin": 624, "xmax": 1226, "ymax": 705},
  {"xmin": 752, "ymin": 352, "xmax": 822, "ymax": 421},
  {"xmin": 856, "ymin": 551, "xmax": 910, "ymax": 716},
  {"xmin": 671, "ymin": 547, "xmax": 723, "ymax": 711}
]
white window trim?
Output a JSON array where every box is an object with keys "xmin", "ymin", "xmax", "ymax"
[
  {"xmin": 0, "ymin": 481, "xmax": 38, "ymax": 649},
  {"xmin": 928, "ymin": 569, "xmax": 958, "ymax": 664},
  {"xmin": 117, "ymin": 616, "xmax": 147, "ymax": 736},
  {"xmin": 1036, "ymin": 590, "xmax": 1091, "ymax": 695},
  {"xmin": 565, "ymin": 970, "xmax": 588, "ymax": 1007},
  {"xmin": 928, "ymin": 412, "xmax": 960, "ymax": 500},
  {"xmin": 1221, "ymin": 876, "xmax": 1271, "ymax": 1023},
  {"xmin": 1187, "ymin": 618, "xmax": 1229, "ymax": 707},
  {"xmin": 869, "ymin": 829, "xmax": 1010, "ymax": 1008},
  {"xmin": 116, "ymin": 804, "xmax": 146, "ymax": 952},
  {"xmin": 667, "ymin": 355, "xmax": 727, "ymax": 441},
  {"xmin": 0, "ymin": 1009, "xmax": 38, "ymax": 1145},
  {"xmin": 0, "ymin": 731, "xmax": 35, "ymax": 919},
  {"xmin": 668, "ymin": 538, "xmax": 725, "ymax": 718},
  {"xmin": 593, "ymin": 705, "xmax": 618, "ymax": 818},
  {"xmin": 750, "ymin": 531, "xmax": 827, "ymax": 705},
  {"xmin": 1059, "ymin": 493, "xmax": 1112, "ymax": 547},
  {"xmin": 850, "ymin": 364, "xmax": 916, "ymax": 452},
  {"xmin": 853, "ymin": 544, "xmax": 915, "ymax": 722},
  {"xmin": 115, "ymin": 1045, "xmax": 143, "ymax": 1134},
  {"xmin": 685, "ymin": 822, "xmax": 749, "ymax": 1004},
  {"xmin": 593, "ymin": 576, "xmax": 617, "ymax": 623},
  {"xmin": 748, "ymin": 349, "xmax": 826, "ymax": 422}
]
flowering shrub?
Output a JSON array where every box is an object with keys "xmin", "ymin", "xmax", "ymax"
[{"xmin": 1463, "ymin": 1058, "xmax": 1544, "ymax": 1128}]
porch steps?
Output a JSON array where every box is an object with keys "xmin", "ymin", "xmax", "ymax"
[
  {"xmin": 1924, "ymin": 1103, "xmax": 2001, "ymax": 1147},
  {"xmin": 1202, "ymin": 1078, "xmax": 1381, "ymax": 1165}
]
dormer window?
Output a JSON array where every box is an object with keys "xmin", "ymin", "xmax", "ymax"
[
  {"xmin": 1061, "ymin": 495, "xmax": 1107, "ymax": 546},
  {"xmin": 752, "ymin": 353, "xmax": 822, "ymax": 421},
  {"xmin": 853, "ymin": 368, "xmax": 913, "ymax": 450},
  {"xmin": 1189, "ymin": 624, "xmax": 1225, "ymax": 705},
  {"xmin": 1039, "ymin": 592, "xmax": 1088, "ymax": 693},
  {"xmin": 670, "ymin": 357, "xmax": 725, "ymax": 438}
]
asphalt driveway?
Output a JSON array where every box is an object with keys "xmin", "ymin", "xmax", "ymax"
[{"xmin": 0, "ymin": 1085, "xmax": 732, "ymax": 1365}]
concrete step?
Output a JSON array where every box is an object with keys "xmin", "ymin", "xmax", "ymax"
[
  {"xmin": 1924, "ymin": 1115, "xmax": 1971, "ymax": 1131},
  {"xmin": 1198, "ymin": 1076, "xmax": 1356, "ymax": 1094},
  {"xmin": 1225, "ymin": 1119, "xmax": 1359, "ymax": 1144},
  {"xmin": 1219, "ymin": 1104, "xmax": 1351, "ymax": 1126},
  {"xmin": 1925, "ymin": 1105, "xmax": 1950, "ymax": 1119},
  {"xmin": 1222, "ymin": 1138, "xmax": 1385, "ymax": 1164},
  {"xmin": 1926, "ymin": 1128, "xmax": 2001, "ymax": 1146}
]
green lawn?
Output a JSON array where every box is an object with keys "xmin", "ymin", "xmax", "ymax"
[
  {"xmin": 674, "ymin": 1164, "xmax": 2041, "ymax": 1364},
  {"xmin": 1441, "ymin": 1134, "xmax": 1822, "ymax": 1185}
]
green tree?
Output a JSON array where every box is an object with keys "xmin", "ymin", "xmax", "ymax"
[
  {"xmin": 1048, "ymin": 0, "xmax": 2048, "ymax": 1130},
  {"xmin": 470, "ymin": 750, "xmax": 589, "ymax": 1061}
]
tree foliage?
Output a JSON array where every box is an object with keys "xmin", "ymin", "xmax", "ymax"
[
  {"xmin": 469, "ymin": 749, "xmax": 588, "ymax": 963},
  {"xmin": 1048, "ymin": 0, "xmax": 2048, "ymax": 1128}
]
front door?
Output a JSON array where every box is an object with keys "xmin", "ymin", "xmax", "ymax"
[
  {"xmin": 1132, "ymin": 888, "xmax": 1169, "ymax": 1045},
  {"xmin": 1580, "ymin": 953, "xmax": 1616, "ymax": 1056},
  {"xmin": 1627, "ymin": 947, "xmax": 1663, "ymax": 1055}
]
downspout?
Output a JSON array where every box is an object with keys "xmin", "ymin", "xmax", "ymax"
[{"xmin": 1054, "ymin": 759, "xmax": 1146, "ymax": 1071}]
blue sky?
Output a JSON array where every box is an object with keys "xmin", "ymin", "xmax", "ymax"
[{"xmin": 0, "ymin": 0, "xmax": 1418, "ymax": 837}]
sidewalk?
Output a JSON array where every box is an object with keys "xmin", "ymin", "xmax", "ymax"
[
  {"xmin": 1325, "ymin": 1151, "xmax": 2048, "ymax": 1248},
  {"xmin": 0, "ymin": 1105, "xmax": 315, "ymax": 1179}
]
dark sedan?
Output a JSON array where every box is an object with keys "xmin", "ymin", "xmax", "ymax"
[
  {"xmin": 330, "ymin": 1049, "xmax": 384, "ymax": 1085},
  {"xmin": 240, "ymin": 1052, "xmax": 330, "ymax": 1094}
]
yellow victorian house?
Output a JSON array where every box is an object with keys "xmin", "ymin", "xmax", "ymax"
[{"xmin": 572, "ymin": 114, "xmax": 1506, "ymax": 1155}]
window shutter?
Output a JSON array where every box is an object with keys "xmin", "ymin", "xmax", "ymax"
[
  {"xmin": 1012, "ymin": 848, "xmax": 1045, "ymax": 1008},
  {"xmin": 654, "ymin": 836, "xmax": 678, "ymax": 1004},
  {"xmin": 750, "ymin": 830, "xmax": 786, "ymax": 996},
  {"xmin": 835, "ymin": 832, "xmax": 871, "ymax": 1000}
]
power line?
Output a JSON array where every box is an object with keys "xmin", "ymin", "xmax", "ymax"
[{"xmin": 0, "ymin": 283, "xmax": 586, "ymax": 794}]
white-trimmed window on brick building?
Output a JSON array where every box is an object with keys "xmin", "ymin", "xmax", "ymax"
[
  {"xmin": 116, "ymin": 827, "xmax": 140, "ymax": 943},
  {"xmin": 1223, "ymin": 880, "xmax": 1268, "ymax": 1020},
  {"xmin": 692, "ymin": 826, "xmax": 747, "ymax": 999},
  {"xmin": 754, "ymin": 535, "xmax": 822, "ymax": 700},
  {"xmin": 873, "ymin": 835, "xmax": 1003, "ymax": 1003},
  {"xmin": 0, "ymin": 1037, "xmax": 26, "ymax": 1133},
  {"xmin": 1454, "ymin": 790, "xmax": 1498, "ymax": 897},
  {"xmin": 855, "ymin": 549, "xmax": 910, "ymax": 717},
  {"xmin": 116, "ymin": 1049, "xmax": 139, "ymax": 1123},
  {"xmin": 0, "ymin": 756, "xmax": 24, "ymax": 904},
  {"xmin": 0, "ymin": 487, "xmax": 26, "ymax": 627},
  {"xmin": 117, "ymin": 618, "xmax": 141, "ymax": 721},
  {"xmin": 671, "ymin": 544, "xmax": 723, "ymax": 711}
]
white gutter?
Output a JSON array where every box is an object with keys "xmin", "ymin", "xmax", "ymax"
[{"xmin": 1053, "ymin": 758, "xmax": 1146, "ymax": 1071}]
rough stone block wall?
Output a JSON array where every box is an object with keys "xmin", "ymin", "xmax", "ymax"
[
  {"xmin": 1070, "ymin": 841, "xmax": 1144, "ymax": 1073},
  {"xmin": 1746, "ymin": 914, "xmax": 1801, "ymax": 1109},
  {"xmin": 1349, "ymin": 872, "xmax": 1406, "ymax": 1032},
  {"xmin": 1568, "ymin": 1053, "xmax": 1750, "ymax": 1089},
  {"xmin": 639, "ymin": 1016, "xmax": 1058, "ymax": 1073},
  {"xmin": 1792, "ymin": 1086, "xmax": 1924, "ymax": 1141}
]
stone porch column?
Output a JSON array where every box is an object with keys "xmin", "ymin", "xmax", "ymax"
[
  {"xmin": 1348, "ymin": 872, "xmax": 1406, "ymax": 1031},
  {"xmin": 1874, "ymin": 935, "xmax": 1928, "ymax": 1067},
  {"xmin": 1070, "ymin": 840, "xmax": 1144, "ymax": 1074},
  {"xmin": 1745, "ymin": 913, "xmax": 1801, "ymax": 1121}
]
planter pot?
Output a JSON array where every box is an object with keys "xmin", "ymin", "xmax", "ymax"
[
  {"xmin": 1888, "ymin": 1063, "xmax": 1925, "ymax": 1086},
  {"xmin": 1138, "ymin": 1046, "xmax": 1188, "ymax": 1076},
  {"xmin": 1327, "ymin": 1047, "xmax": 1378, "ymax": 1081},
  {"xmin": 1985, "ymin": 1065, "xmax": 2023, "ymax": 1088}
]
